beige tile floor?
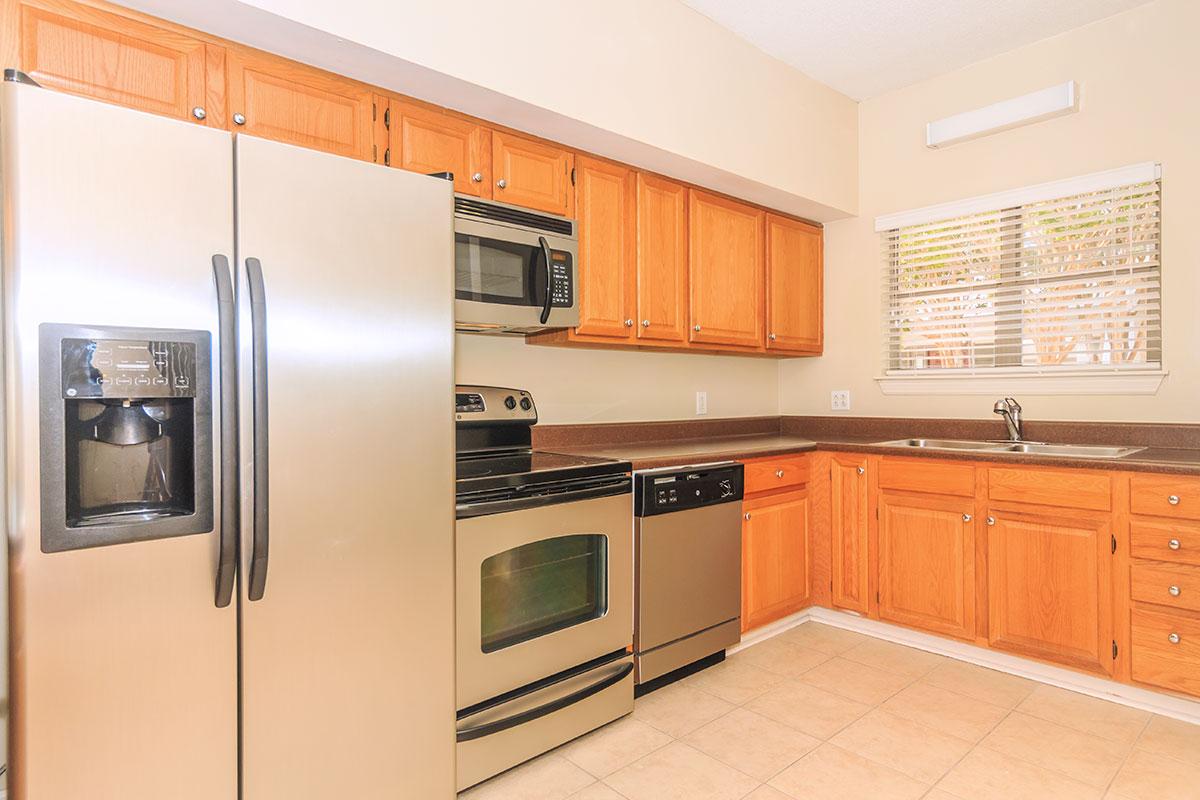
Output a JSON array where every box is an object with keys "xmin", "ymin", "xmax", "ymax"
[{"xmin": 459, "ymin": 623, "xmax": 1200, "ymax": 800}]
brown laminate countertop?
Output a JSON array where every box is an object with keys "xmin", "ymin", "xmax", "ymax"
[{"xmin": 541, "ymin": 419, "xmax": 1200, "ymax": 475}]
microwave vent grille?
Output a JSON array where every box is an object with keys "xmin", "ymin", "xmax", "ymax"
[{"xmin": 454, "ymin": 197, "xmax": 574, "ymax": 237}]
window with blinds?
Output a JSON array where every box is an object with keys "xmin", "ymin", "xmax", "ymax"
[{"xmin": 878, "ymin": 164, "xmax": 1161, "ymax": 376}]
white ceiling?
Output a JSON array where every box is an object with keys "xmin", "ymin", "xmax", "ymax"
[{"xmin": 680, "ymin": 0, "xmax": 1153, "ymax": 100}]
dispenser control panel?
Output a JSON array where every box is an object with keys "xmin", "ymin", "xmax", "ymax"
[{"xmin": 61, "ymin": 338, "xmax": 197, "ymax": 399}]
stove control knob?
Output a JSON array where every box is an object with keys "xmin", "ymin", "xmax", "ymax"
[
  {"xmin": 504, "ymin": 395, "xmax": 517, "ymax": 410},
  {"xmin": 519, "ymin": 397, "xmax": 532, "ymax": 411}
]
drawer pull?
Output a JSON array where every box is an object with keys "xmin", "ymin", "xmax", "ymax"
[
  {"xmin": 1169, "ymin": 538, "xmax": 1182, "ymax": 550},
  {"xmin": 775, "ymin": 469, "xmax": 785, "ymax": 478},
  {"xmin": 1169, "ymin": 585, "xmax": 1182, "ymax": 597},
  {"xmin": 1168, "ymin": 632, "xmax": 1181, "ymax": 644},
  {"xmin": 1169, "ymin": 494, "xmax": 1181, "ymax": 505}
]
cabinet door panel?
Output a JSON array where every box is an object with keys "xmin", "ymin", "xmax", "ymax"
[
  {"xmin": 987, "ymin": 508, "xmax": 1113, "ymax": 675},
  {"xmin": 19, "ymin": 1, "xmax": 208, "ymax": 122},
  {"xmin": 390, "ymin": 100, "xmax": 490, "ymax": 197},
  {"xmin": 831, "ymin": 455, "xmax": 869, "ymax": 614},
  {"xmin": 227, "ymin": 48, "xmax": 373, "ymax": 160},
  {"xmin": 688, "ymin": 190, "xmax": 764, "ymax": 348},
  {"xmin": 636, "ymin": 174, "xmax": 688, "ymax": 343},
  {"xmin": 877, "ymin": 492, "xmax": 975, "ymax": 639},
  {"xmin": 742, "ymin": 490, "xmax": 810, "ymax": 631},
  {"xmin": 491, "ymin": 130, "xmax": 572, "ymax": 215},
  {"xmin": 573, "ymin": 156, "xmax": 636, "ymax": 339},
  {"xmin": 766, "ymin": 213, "xmax": 822, "ymax": 354}
]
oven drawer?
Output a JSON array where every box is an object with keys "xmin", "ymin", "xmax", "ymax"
[{"xmin": 455, "ymin": 491, "xmax": 633, "ymax": 708}]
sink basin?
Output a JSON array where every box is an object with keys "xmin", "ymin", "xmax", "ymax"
[{"xmin": 875, "ymin": 438, "xmax": 1145, "ymax": 460}]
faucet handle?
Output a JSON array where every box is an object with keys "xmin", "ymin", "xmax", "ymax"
[{"xmin": 1004, "ymin": 397, "xmax": 1022, "ymax": 413}]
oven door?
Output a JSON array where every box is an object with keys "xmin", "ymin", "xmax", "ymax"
[
  {"xmin": 455, "ymin": 490, "xmax": 632, "ymax": 708},
  {"xmin": 454, "ymin": 217, "xmax": 578, "ymax": 330}
]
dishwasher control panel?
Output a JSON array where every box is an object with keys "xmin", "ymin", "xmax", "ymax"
[{"xmin": 633, "ymin": 463, "xmax": 744, "ymax": 517}]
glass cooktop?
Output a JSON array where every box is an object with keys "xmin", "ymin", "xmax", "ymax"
[{"xmin": 455, "ymin": 449, "xmax": 630, "ymax": 496}]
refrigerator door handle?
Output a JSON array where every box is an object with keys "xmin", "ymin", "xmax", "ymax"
[
  {"xmin": 246, "ymin": 256, "xmax": 270, "ymax": 601},
  {"xmin": 212, "ymin": 255, "xmax": 239, "ymax": 608}
]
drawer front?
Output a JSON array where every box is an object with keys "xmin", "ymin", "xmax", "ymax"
[
  {"xmin": 1131, "ymin": 562, "xmax": 1200, "ymax": 613},
  {"xmin": 1130, "ymin": 518, "xmax": 1200, "ymax": 566},
  {"xmin": 743, "ymin": 455, "xmax": 810, "ymax": 495},
  {"xmin": 988, "ymin": 467, "xmax": 1111, "ymax": 512},
  {"xmin": 877, "ymin": 457, "xmax": 975, "ymax": 497},
  {"xmin": 1131, "ymin": 607, "xmax": 1200, "ymax": 697},
  {"xmin": 1130, "ymin": 474, "xmax": 1200, "ymax": 520}
]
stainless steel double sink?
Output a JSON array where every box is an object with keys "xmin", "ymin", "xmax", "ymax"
[{"xmin": 874, "ymin": 438, "xmax": 1145, "ymax": 460}]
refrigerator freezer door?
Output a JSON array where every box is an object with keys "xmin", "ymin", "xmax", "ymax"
[
  {"xmin": 2, "ymin": 83, "xmax": 237, "ymax": 798},
  {"xmin": 234, "ymin": 135, "xmax": 457, "ymax": 798}
]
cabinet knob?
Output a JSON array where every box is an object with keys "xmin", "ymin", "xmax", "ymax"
[
  {"xmin": 963, "ymin": 513, "xmax": 973, "ymax": 523},
  {"xmin": 744, "ymin": 512, "xmax": 751, "ymax": 521},
  {"xmin": 857, "ymin": 466, "xmax": 865, "ymax": 475},
  {"xmin": 1169, "ymin": 538, "xmax": 1182, "ymax": 550},
  {"xmin": 233, "ymin": 112, "xmax": 246, "ymax": 126},
  {"xmin": 693, "ymin": 324, "xmax": 701, "ymax": 332},
  {"xmin": 642, "ymin": 319, "xmax": 650, "ymax": 327},
  {"xmin": 1169, "ymin": 494, "xmax": 1181, "ymax": 506},
  {"xmin": 624, "ymin": 319, "xmax": 633, "ymax": 327},
  {"xmin": 775, "ymin": 469, "xmax": 785, "ymax": 478},
  {"xmin": 987, "ymin": 516, "xmax": 996, "ymax": 526},
  {"xmin": 1168, "ymin": 632, "xmax": 1181, "ymax": 644},
  {"xmin": 768, "ymin": 333, "xmax": 777, "ymax": 341},
  {"xmin": 191, "ymin": 106, "xmax": 207, "ymax": 120},
  {"xmin": 471, "ymin": 172, "xmax": 483, "ymax": 182},
  {"xmin": 496, "ymin": 178, "xmax": 507, "ymax": 189},
  {"xmin": 1169, "ymin": 585, "xmax": 1182, "ymax": 597}
]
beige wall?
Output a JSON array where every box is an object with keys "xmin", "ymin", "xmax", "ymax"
[
  {"xmin": 455, "ymin": 335, "xmax": 779, "ymax": 424},
  {"xmin": 127, "ymin": 0, "xmax": 859, "ymax": 221},
  {"xmin": 780, "ymin": 0, "xmax": 1200, "ymax": 423}
]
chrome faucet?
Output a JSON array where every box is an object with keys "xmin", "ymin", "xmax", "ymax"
[{"xmin": 993, "ymin": 397, "xmax": 1024, "ymax": 442}]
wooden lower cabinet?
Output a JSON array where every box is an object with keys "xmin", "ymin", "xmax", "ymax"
[
  {"xmin": 986, "ymin": 506, "xmax": 1115, "ymax": 675},
  {"xmin": 742, "ymin": 488, "xmax": 811, "ymax": 632},
  {"xmin": 876, "ymin": 491, "xmax": 975, "ymax": 640},
  {"xmin": 830, "ymin": 454, "xmax": 869, "ymax": 613}
]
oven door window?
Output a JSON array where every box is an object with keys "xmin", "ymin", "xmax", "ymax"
[
  {"xmin": 455, "ymin": 234, "xmax": 547, "ymax": 307},
  {"xmin": 479, "ymin": 534, "xmax": 608, "ymax": 653}
]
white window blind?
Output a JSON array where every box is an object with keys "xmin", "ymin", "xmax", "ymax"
[{"xmin": 878, "ymin": 164, "xmax": 1161, "ymax": 377}]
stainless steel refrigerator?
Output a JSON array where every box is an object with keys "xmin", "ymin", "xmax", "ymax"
[{"xmin": 1, "ymin": 76, "xmax": 457, "ymax": 799}]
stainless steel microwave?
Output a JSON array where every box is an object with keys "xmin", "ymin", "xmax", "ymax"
[{"xmin": 454, "ymin": 195, "xmax": 579, "ymax": 333}]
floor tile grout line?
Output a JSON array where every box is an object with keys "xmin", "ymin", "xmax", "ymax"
[{"xmin": 1099, "ymin": 713, "xmax": 1155, "ymax": 797}]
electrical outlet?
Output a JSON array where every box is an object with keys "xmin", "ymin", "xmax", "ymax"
[
  {"xmin": 831, "ymin": 390, "xmax": 851, "ymax": 411},
  {"xmin": 696, "ymin": 391, "xmax": 708, "ymax": 415}
]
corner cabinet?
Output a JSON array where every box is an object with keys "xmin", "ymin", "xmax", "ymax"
[
  {"xmin": 688, "ymin": 190, "xmax": 765, "ymax": 349},
  {"xmin": 831, "ymin": 454, "xmax": 869, "ymax": 614},
  {"xmin": 766, "ymin": 214, "xmax": 823, "ymax": 355}
]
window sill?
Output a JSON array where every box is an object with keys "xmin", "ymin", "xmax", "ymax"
[{"xmin": 875, "ymin": 370, "xmax": 1168, "ymax": 396}]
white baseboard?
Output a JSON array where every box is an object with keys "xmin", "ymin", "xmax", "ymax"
[{"xmin": 732, "ymin": 607, "xmax": 1200, "ymax": 726}]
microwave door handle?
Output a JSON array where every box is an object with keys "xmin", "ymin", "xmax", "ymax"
[
  {"xmin": 245, "ymin": 257, "xmax": 270, "ymax": 602},
  {"xmin": 538, "ymin": 236, "xmax": 553, "ymax": 325},
  {"xmin": 211, "ymin": 254, "xmax": 239, "ymax": 608}
]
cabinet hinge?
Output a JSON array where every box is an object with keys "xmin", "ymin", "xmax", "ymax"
[
  {"xmin": 384, "ymin": 107, "xmax": 390, "ymax": 129},
  {"xmin": 1111, "ymin": 534, "xmax": 1117, "ymax": 554},
  {"xmin": 876, "ymin": 591, "xmax": 880, "ymax": 603},
  {"xmin": 372, "ymin": 102, "xmax": 376, "ymax": 122},
  {"xmin": 372, "ymin": 144, "xmax": 377, "ymax": 162},
  {"xmin": 383, "ymin": 147, "xmax": 391, "ymax": 167},
  {"xmin": 1112, "ymin": 640, "xmax": 1118, "ymax": 660}
]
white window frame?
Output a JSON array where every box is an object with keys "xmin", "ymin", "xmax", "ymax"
[{"xmin": 874, "ymin": 162, "xmax": 1166, "ymax": 396}]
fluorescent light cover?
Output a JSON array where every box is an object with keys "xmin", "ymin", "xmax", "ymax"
[
  {"xmin": 926, "ymin": 80, "xmax": 1078, "ymax": 149},
  {"xmin": 874, "ymin": 161, "xmax": 1159, "ymax": 232}
]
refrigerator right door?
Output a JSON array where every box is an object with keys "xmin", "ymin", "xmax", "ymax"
[{"xmin": 234, "ymin": 135, "xmax": 457, "ymax": 799}]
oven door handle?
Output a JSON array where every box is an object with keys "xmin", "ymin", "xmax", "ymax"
[
  {"xmin": 538, "ymin": 235, "xmax": 553, "ymax": 324},
  {"xmin": 456, "ymin": 660, "xmax": 632, "ymax": 742}
]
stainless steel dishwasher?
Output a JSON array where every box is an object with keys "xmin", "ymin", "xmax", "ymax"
[{"xmin": 633, "ymin": 462, "xmax": 745, "ymax": 688}]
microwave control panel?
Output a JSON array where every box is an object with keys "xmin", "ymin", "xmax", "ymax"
[{"xmin": 549, "ymin": 252, "xmax": 573, "ymax": 307}]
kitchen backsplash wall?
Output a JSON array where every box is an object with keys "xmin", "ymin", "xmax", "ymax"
[
  {"xmin": 455, "ymin": 334, "xmax": 779, "ymax": 424},
  {"xmin": 780, "ymin": 0, "xmax": 1200, "ymax": 423}
]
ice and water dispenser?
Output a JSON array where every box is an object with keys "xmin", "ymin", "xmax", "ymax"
[{"xmin": 39, "ymin": 324, "xmax": 213, "ymax": 553}]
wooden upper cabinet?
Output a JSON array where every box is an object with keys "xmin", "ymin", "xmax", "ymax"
[
  {"xmin": 491, "ymin": 130, "xmax": 572, "ymax": 216},
  {"xmin": 14, "ymin": 0, "xmax": 219, "ymax": 124},
  {"xmin": 831, "ymin": 455, "xmax": 869, "ymax": 614},
  {"xmin": 573, "ymin": 156, "xmax": 637, "ymax": 339},
  {"xmin": 742, "ymin": 489, "xmax": 811, "ymax": 632},
  {"xmin": 766, "ymin": 213, "xmax": 823, "ymax": 354},
  {"xmin": 688, "ymin": 190, "xmax": 764, "ymax": 349},
  {"xmin": 388, "ymin": 99, "xmax": 491, "ymax": 196},
  {"xmin": 876, "ymin": 492, "xmax": 976, "ymax": 640},
  {"xmin": 636, "ymin": 174, "xmax": 688, "ymax": 344},
  {"xmin": 226, "ymin": 48, "xmax": 373, "ymax": 160},
  {"xmin": 987, "ymin": 507, "xmax": 1114, "ymax": 676}
]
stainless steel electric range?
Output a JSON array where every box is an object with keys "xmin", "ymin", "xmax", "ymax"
[{"xmin": 453, "ymin": 385, "xmax": 634, "ymax": 791}]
